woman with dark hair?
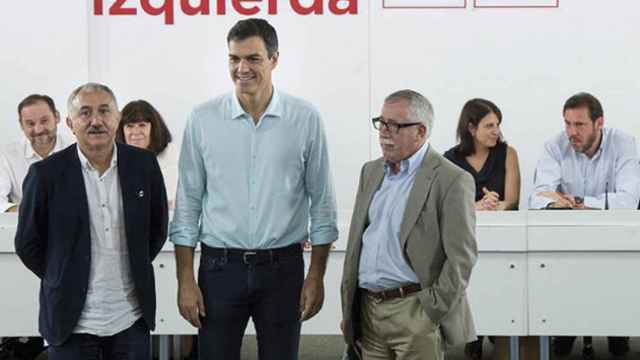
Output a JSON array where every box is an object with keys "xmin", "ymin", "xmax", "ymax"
[
  {"xmin": 444, "ymin": 98, "xmax": 520, "ymax": 211},
  {"xmin": 116, "ymin": 100, "xmax": 178, "ymax": 207},
  {"xmin": 445, "ymin": 99, "xmax": 530, "ymax": 360}
]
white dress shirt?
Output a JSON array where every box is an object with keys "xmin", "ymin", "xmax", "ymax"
[
  {"xmin": 530, "ymin": 128, "xmax": 640, "ymax": 209},
  {"xmin": 157, "ymin": 142, "xmax": 178, "ymax": 208},
  {"xmin": 0, "ymin": 135, "xmax": 71, "ymax": 211},
  {"xmin": 73, "ymin": 144, "xmax": 142, "ymax": 336}
]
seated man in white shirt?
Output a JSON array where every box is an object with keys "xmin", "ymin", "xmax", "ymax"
[
  {"xmin": 529, "ymin": 92, "xmax": 639, "ymax": 359},
  {"xmin": 0, "ymin": 94, "xmax": 71, "ymax": 213}
]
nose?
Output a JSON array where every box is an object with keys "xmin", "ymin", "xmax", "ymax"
[
  {"xmin": 237, "ymin": 59, "xmax": 250, "ymax": 73},
  {"xmin": 565, "ymin": 124, "xmax": 577, "ymax": 136},
  {"xmin": 34, "ymin": 123, "xmax": 45, "ymax": 134}
]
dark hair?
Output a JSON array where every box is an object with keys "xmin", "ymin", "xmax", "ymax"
[
  {"xmin": 116, "ymin": 100, "xmax": 172, "ymax": 155},
  {"xmin": 18, "ymin": 94, "xmax": 58, "ymax": 123},
  {"xmin": 455, "ymin": 98, "xmax": 504, "ymax": 156},
  {"xmin": 563, "ymin": 92, "xmax": 603, "ymax": 122},
  {"xmin": 227, "ymin": 18, "xmax": 278, "ymax": 58}
]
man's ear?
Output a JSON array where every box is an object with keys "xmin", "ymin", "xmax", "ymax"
[
  {"xmin": 270, "ymin": 51, "xmax": 279, "ymax": 70},
  {"xmin": 595, "ymin": 116, "xmax": 604, "ymax": 130},
  {"xmin": 66, "ymin": 117, "xmax": 74, "ymax": 133}
]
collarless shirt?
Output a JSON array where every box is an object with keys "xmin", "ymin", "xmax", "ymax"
[
  {"xmin": 74, "ymin": 144, "xmax": 141, "ymax": 336},
  {"xmin": 530, "ymin": 128, "xmax": 640, "ymax": 209},
  {"xmin": 358, "ymin": 141, "xmax": 429, "ymax": 291},
  {"xmin": 0, "ymin": 134, "xmax": 71, "ymax": 211},
  {"xmin": 170, "ymin": 88, "xmax": 338, "ymax": 250}
]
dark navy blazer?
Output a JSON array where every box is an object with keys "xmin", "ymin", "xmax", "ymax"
[{"xmin": 14, "ymin": 143, "xmax": 168, "ymax": 345}]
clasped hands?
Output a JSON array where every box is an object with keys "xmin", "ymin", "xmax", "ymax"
[{"xmin": 475, "ymin": 187, "xmax": 499, "ymax": 211}]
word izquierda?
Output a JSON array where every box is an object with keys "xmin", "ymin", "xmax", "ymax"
[{"xmin": 94, "ymin": 0, "xmax": 359, "ymax": 25}]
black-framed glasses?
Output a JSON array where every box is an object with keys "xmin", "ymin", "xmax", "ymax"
[{"xmin": 372, "ymin": 117, "xmax": 423, "ymax": 134}]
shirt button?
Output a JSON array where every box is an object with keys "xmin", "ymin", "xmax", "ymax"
[{"xmin": 105, "ymin": 228, "xmax": 109, "ymax": 232}]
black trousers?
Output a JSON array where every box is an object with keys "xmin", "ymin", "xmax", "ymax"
[
  {"xmin": 48, "ymin": 317, "xmax": 150, "ymax": 360},
  {"xmin": 198, "ymin": 244, "xmax": 304, "ymax": 360}
]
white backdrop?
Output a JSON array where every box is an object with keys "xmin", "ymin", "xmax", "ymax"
[{"xmin": 1, "ymin": 0, "xmax": 640, "ymax": 238}]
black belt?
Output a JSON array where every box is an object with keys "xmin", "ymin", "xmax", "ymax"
[
  {"xmin": 201, "ymin": 243, "xmax": 302, "ymax": 265},
  {"xmin": 360, "ymin": 283, "xmax": 422, "ymax": 302}
]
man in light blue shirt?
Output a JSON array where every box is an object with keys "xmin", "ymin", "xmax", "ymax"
[
  {"xmin": 170, "ymin": 18, "xmax": 337, "ymax": 360},
  {"xmin": 530, "ymin": 92, "xmax": 640, "ymax": 210},
  {"xmin": 529, "ymin": 92, "xmax": 638, "ymax": 358}
]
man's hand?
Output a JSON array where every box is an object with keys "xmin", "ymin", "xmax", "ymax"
[
  {"xmin": 6, "ymin": 205, "xmax": 18, "ymax": 213},
  {"xmin": 299, "ymin": 276, "xmax": 324, "ymax": 321},
  {"xmin": 178, "ymin": 280, "xmax": 206, "ymax": 328},
  {"xmin": 340, "ymin": 319, "xmax": 345, "ymax": 336},
  {"xmin": 539, "ymin": 191, "xmax": 578, "ymax": 208}
]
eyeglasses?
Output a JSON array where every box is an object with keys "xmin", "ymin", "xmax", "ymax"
[{"xmin": 372, "ymin": 117, "xmax": 423, "ymax": 134}]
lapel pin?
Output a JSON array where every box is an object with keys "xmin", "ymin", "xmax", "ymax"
[{"xmin": 138, "ymin": 190, "xmax": 144, "ymax": 198}]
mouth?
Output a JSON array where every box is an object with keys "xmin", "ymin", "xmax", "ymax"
[
  {"xmin": 380, "ymin": 138, "xmax": 395, "ymax": 150},
  {"xmin": 236, "ymin": 73, "xmax": 256, "ymax": 84}
]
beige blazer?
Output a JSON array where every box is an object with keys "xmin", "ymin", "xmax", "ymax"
[{"xmin": 341, "ymin": 147, "xmax": 478, "ymax": 351}]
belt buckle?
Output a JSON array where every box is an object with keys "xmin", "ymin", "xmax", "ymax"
[
  {"xmin": 242, "ymin": 251, "xmax": 257, "ymax": 264},
  {"xmin": 398, "ymin": 286, "xmax": 405, "ymax": 298}
]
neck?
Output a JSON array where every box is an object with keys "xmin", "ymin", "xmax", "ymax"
[
  {"xmin": 584, "ymin": 130, "xmax": 603, "ymax": 158},
  {"xmin": 472, "ymin": 142, "xmax": 490, "ymax": 157},
  {"xmin": 33, "ymin": 139, "xmax": 56, "ymax": 159},
  {"xmin": 80, "ymin": 143, "xmax": 114, "ymax": 175},
  {"xmin": 237, "ymin": 86, "xmax": 273, "ymax": 123}
]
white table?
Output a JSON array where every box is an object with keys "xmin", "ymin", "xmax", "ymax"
[{"xmin": 3, "ymin": 211, "xmax": 640, "ymax": 360}]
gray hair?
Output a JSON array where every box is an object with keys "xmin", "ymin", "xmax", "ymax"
[
  {"xmin": 384, "ymin": 89, "xmax": 434, "ymax": 137},
  {"xmin": 67, "ymin": 82, "xmax": 118, "ymax": 114}
]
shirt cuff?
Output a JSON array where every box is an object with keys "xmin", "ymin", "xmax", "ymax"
[
  {"xmin": 309, "ymin": 230, "xmax": 338, "ymax": 246},
  {"xmin": 530, "ymin": 195, "xmax": 553, "ymax": 210},
  {"xmin": 0, "ymin": 202, "xmax": 16, "ymax": 213},
  {"xmin": 583, "ymin": 196, "xmax": 604, "ymax": 209}
]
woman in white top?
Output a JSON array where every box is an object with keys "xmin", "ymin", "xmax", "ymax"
[{"xmin": 116, "ymin": 100, "xmax": 177, "ymax": 208}]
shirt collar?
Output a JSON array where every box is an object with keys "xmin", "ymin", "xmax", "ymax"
[
  {"xmin": 231, "ymin": 87, "xmax": 282, "ymax": 120},
  {"xmin": 23, "ymin": 134, "xmax": 66, "ymax": 160},
  {"xmin": 77, "ymin": 143, "xmax": 118, "ymax": 172},
  {"xmin": 384, "ymin": 141, "xmax": 430, "ymax": 175}
]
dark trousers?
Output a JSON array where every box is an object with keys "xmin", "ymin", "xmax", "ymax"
[
  {"xmin": 198, "ymin": 244, "xmax": 304, "ymax": 360},
  {"xmin": 48, "ymin": 317, "xmax": 150, "ymax": 360}
]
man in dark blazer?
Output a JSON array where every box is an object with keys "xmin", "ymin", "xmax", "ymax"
[
  {"xmin": 341, "ymin": 90, "xmax": 477, "ymax": 359},
  {"xmin": 15, "ymin": 83, "xmax": 167, "ymax": 360}
]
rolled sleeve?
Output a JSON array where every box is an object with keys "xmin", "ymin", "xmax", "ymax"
[
  {"xmin": 529, "ymin": 141, "xmax": 562, "ymax": 209},
  {"xmin": 170, "ymin": 113, "xmax": 206, "ymax": 248},
  {"xmin": 304, "ymin": 110, "xmax": 338, "ymax": 246}
]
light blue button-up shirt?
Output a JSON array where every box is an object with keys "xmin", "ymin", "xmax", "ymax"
[
  {"xmin": 529, "ymin": 128, "xmax": 640, "ymax": 209},
  {"xmin": 358, "ymin": 141, "xmax": 429, "ymax": 291},
  {"xmin": 170, "ymin": 89, "xmax": 338, "ymax": 249}
]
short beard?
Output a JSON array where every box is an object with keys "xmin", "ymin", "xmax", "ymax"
[
  {"xmin": 30, "ymin": 133, "xmax": 56, "ymax": 149},
  {"xmin": 576, "ymin": 130, "xmax": 598, "ymax": 153}
]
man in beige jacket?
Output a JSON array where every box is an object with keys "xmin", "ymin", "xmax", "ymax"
[{"xmin": 341, "ymin": 89, "xmax": 478, "ymax": 359}]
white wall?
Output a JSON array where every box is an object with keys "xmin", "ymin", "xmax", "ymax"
[{"xmin": 2, "ymin": 0, "xmax": 639, "ymax": 244}]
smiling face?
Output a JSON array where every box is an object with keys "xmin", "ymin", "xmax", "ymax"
[
  {"xmin": 19, "ymin": 100, "xmax": 59, "ymax": 152},
  {"xmin": 123, "ymin": 121, "xmax": 152, "ymax": 149},
  {"xmin": 66, "ymin": 89, "xmax": 120, "ymax": 154},
  {"xmin": 469, "ymin": 112, "xmax": 501, "ymax": 149},
  {"xmin": 564, "ymin": 106, "xmax": 602, "ymax": 155},
  {"xmin": 228, "ymin": 36, "xmax": 278, "ymax": 98},
  {"xmin": 378, "ymin": 99, "xmax": 427, "ymax": 164}
]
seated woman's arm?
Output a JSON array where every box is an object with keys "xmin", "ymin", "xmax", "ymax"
[{"xmin": 497, "ymin": 145, "xmax": 520, "ymax": 210}]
